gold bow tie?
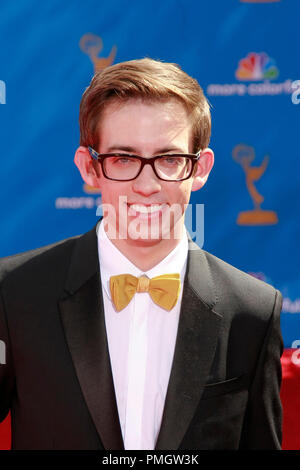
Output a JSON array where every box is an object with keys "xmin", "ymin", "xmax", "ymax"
[{"xmin": 109, "ymin": 273, "xmax": 181, "ymax": 312}]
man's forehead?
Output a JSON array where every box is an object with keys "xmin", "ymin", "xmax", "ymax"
[
  {"xmin": 101, "ymin": 96, "xmax": 187, "ymax": 119},
  {"xmin": 95, "ymin": 97, "xmax": 193, "ymax": 153},
  {"xmin": 99, "ymin": 97, "xmax": 190, "ymax": 133}
]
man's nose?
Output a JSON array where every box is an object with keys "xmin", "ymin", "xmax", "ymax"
[{"xmin": 132, "ymin": 162, "xmax": 161, "ymax": 196}]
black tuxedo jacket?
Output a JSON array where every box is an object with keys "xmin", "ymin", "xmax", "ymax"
[{"xmin": 0, "ymin": 225, "xmax": 283, "ymax": 450}]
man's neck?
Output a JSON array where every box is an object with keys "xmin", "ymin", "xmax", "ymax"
[{"xmin": 104, "ymin": 226, "xmax": 185, "ymax": 272}]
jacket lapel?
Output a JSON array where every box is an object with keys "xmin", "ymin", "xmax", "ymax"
[
  {"xmin": 155, "ymin": 238, "xmax": 222, "ymax": 450},
  {"xmin": 58, "ymin": 225, "xmax": 124, "ymax": 450}
]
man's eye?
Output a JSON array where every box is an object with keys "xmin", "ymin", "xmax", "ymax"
[
  {"xmin": 112, "ymin": 156, "xmax": 133, "ymax": 164},
  {"xmin": 161, "ymin": 156, "xmax": 182, "ymax": 165}
]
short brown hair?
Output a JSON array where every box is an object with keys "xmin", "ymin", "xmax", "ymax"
[{"xmin": 79, "ymin": 58, "xmax": 211, "ymax": 153}]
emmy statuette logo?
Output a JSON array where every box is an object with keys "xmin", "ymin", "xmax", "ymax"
[
  {"xmin": 79, "ymin": 33, "xmax": 117, "ymax": 73},
  {"xmin": 233, "ymin": 144, "xmax": 278, "ymax": 225},
  {"xmin": 80, "ymin": 34, "xmax": 117, "ymax": 195},
  {"xmin": 83, "ymin": 183, "xmax": 101, "ymax": 194}
]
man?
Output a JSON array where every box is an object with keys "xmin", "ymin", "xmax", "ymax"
[{"xmin": 0, "ymin": 58, "xmax": 283, "ymax": 450}]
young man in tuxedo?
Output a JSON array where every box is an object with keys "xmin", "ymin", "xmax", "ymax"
[{"xmin": 0, "ymin": 58, "xmax": 283, "ymax": 450}]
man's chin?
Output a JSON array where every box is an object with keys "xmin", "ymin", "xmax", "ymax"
[
  {"xmin": 127, "ymin": 220, "xmax": 165, "ymax": 244},
  {"xmin": 126, "ymin": 220, "xmax": 184, "ymax": 245},
  {"xmin": 103, "ymin": 209, "xmax": 184, "ymax": 244},
  {"xmin": 125, "ymin": 235, "xmax": 163, "ymax": 247}
]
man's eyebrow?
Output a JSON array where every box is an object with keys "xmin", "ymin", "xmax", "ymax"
[
  {"xmin": 156, "ymin": 147, "xmax": 187, "ymax": 154},
  {"xmin": 105, "ymin": 145, "xmax": 187, "ymax": 154},
  {"xmin": 106, "ymin": 145, "xmax": 139, "ymax": 153}
]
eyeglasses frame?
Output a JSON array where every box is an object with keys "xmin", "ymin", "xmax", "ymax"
[{"xmin": 88, "ymin": 146, "xmax": 201, "ymax": 182}]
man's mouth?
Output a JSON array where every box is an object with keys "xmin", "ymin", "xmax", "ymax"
[{"xmin": 127, "ymin": 203, "xmax": 168, "ymax": 219}]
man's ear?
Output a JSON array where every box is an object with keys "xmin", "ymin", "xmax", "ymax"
[
  {"xmin": 191, "ymin": 148, "xmax": 214, "ymax": 192},
  {"xmin": 74, "ymin": 146, "xmax": 102, "ymax": 188}
]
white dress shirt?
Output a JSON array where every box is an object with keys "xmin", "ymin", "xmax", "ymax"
[{"xmin": 97, "ymin": 220, "xmax": 188, "ymax": 450}]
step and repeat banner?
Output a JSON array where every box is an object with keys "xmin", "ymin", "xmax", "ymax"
[{"xmin": 0, "ymin": 0, "xmax": 299, "ymax": 352}]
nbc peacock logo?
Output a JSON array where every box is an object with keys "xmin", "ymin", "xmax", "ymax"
[{"xmin": 235, "ymin": 52, "xmax": 279, "ymax": 81}]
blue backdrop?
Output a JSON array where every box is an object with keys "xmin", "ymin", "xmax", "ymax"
[{"xmin": 0, "ymin": 0, "xmax": 299, "ymax": 347}]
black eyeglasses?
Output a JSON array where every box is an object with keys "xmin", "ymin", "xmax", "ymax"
[{"xmin": 88, "ymin": 146, "xmax": 201, "ymax": 182}]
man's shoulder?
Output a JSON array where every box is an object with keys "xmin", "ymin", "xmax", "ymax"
[
  {"xmin": 191, "ymin": 244, "xmax": 281, "ymax": 320},
  {"xmin": 203, "ymin": 248, "xmax": 273, "ymax": 292},
  {"xmin": 0, "ymin": 233, "xmax": 81, "ymax": 285}
]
